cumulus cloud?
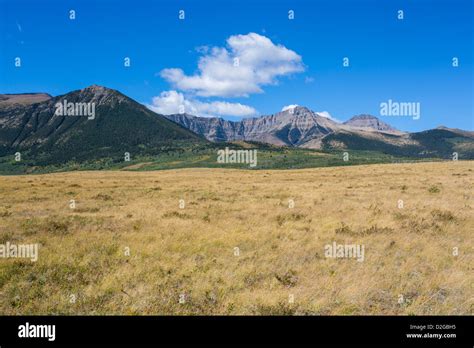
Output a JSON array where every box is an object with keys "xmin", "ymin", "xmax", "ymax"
[
  {"xmin": 147, "ymin": 90, "xmax": 257, "ymax": 118},
  {"xmin": 279, "ymin": 106, "xmax": 341, "ymax": 122},
  {"xmin": 281, "ymin": 104, "xmax": 299, "ymax": 112},
  {"xmin": 160, "ymin": 33, "xmax": 304, "ymax": 98},
  {"xmin": 316, "ymin": 111, "xmax": 341, "ymax": 123}
]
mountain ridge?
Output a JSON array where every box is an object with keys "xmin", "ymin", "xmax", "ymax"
[
  {"xmin": 165, "ymin": 106, "xmax": 343, "ymax": 146},
  {"xmin": 163, "ymin": 106, "xmax": 473, "ymax": 158},
  {"xmin": 164, "ymin": 106, "xmax": 411, "ymax": 149}
]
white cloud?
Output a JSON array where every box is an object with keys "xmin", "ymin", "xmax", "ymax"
[
  {"xmin": 281, "ymin": 104, "xmax": 299, "ymax": 112},
  {"xmin": 160, "ymin": 33, "xmax": 304, "ymax": 98},
  {"xmin": 147, "ymin": 90, "xmax": 257, "ymax": 118},
  {"xmin": 317, "ymin": 111, "xmax": 332, "ymax": 118},
  {"xmin": 280, "ymin": 106, "xmax": 340, "ymax": 122},
  {"xmin": 316, "ymin": 111, "xmax": 341, "ymax": 123}
]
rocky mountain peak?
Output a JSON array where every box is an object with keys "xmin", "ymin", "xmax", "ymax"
[
  {"xmin": 279, "ymin": 105, "xmax": 313, "ymax": 117},
  {"xmin": 344, "ymin": 114, "xmax": 398, "ymax": 133},
  {"xmin": 59, "ymin": 85, "xmax": 126, "ymax": 107},
  {"xmin": 84, "ymin": 84, "xmax": 111, "ymax": 92}
]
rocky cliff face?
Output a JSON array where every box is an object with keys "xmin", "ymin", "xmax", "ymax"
[{"xmin": 166, "ymin": 106, "xmax": 342, "ymax": 146}]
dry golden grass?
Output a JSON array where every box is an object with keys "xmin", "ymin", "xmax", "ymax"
[{"xmin": 0, "ymin": 161, "xmax": 472, "ymax": 315}]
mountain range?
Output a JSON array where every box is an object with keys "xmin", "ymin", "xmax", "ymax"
[
  {"xmin": 165, "ymin": 106, "xmax": 473, "ymax": 158},
  {"xmin": 0, "ymin": 85, "xmax": 473, "ymax": 168},
  {"xmin": 165, "ymin": 107, "xmax": 406, "ymax": 147}
]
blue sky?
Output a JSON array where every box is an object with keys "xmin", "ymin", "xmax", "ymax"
[{"xmin": 0, "ymin": 0, "xmax": 472, "ymax": 131}]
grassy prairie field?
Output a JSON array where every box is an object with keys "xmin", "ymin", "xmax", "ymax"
[{"xmin": 0, "ymin": 161, "xmax": 472, "ymax": 315}]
